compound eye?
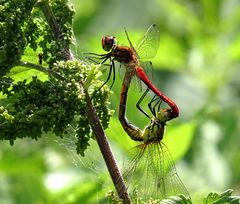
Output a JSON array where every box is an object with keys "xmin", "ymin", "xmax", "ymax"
[{"xmin": 102, "ymin": 35, "xmax": 117, "ymax": 51}]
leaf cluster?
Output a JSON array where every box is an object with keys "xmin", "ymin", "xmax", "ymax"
[
  {"xmin": 0, "ymin": 60, "xmax": 112, "ymax": 155},
  {"xmin": 0, "ymin": 0, "xmax": 75, "ymax": 74},
  {"xmin": 0, "ymin": 0, "xmax": 112, "ymax": 156},
  {"xmin": 107, "ymin": 189, "xmax": 240, "ymax": 204},
  {"xmin": 0, "ymin": 0, "xmax": 37, "ymax": 72}
]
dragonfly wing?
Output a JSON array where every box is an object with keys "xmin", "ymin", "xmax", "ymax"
[
  {"xmin": 121, "ymin": 142, "xmax": 190, "ymax": 201},
  {"xmin": 139, "ymin": 61, "xmax": 153, "ymax": 82},
  {"xmin": 120, "ymin": 145, "xmax": 146, "ymax": 192},
  {"xmin": 135, "ymin": 24, "xmax": 160, "ymax": 60},
  {"xmin": 159, "ymin": 142, "xmax": 190, "ymax": 199}
]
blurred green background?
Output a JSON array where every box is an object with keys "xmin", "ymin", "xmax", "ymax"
[{"xmin": 1, "ymin": 0, "xmax": 240, "ymax": 203}]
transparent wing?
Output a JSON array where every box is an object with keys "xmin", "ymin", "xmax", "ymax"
[
  {"xmin": 135, "ymin": 24, "xmax": 160, "ymax": 60},
  {"xmin": 154, "ymin": 142, "xmax": 190, "ymax": 199},
  {"xmin": 120, "ymin": 142, "xmax": 190, "ymax": 201},
  {"xmin": 139, "ymin": 61, "xmax": 153, "ymax": 82},
  {"xmin": 132, "ymin": 61, "xmax": 153, "ymax": 93}
]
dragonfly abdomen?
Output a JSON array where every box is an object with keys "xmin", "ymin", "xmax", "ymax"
[
  {"xmin": 120, "ymin": 121, "xmax": 144, "ymax": 141},
  {"xmin": 119, "ymin": 72, "xmax": 143, "ymax": 142},
  {"xmin": 135, "ymin": 66, "xmax": 179, "ymax": 118}
]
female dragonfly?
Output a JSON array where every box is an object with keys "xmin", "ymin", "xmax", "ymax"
[{"xmin": 117, "ymin": 70, "xmax": 190, "ymax": 201}]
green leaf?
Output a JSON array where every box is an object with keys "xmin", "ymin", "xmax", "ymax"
[
  {"xmin": 159, "ymin": 194, "xmax": 192, "ymax": 204},
  {"xmin": 203, "ymin": 189, "xmax": 240, "ymax": 204}
]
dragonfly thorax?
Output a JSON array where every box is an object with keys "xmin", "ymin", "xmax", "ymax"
[
  {"xmin": 112, "ymin": 46, "xmax": 136, "ymax": 64},
  {"xmin": 142, "ymin": 108, "xmax": 173, "ymax": 142},
  {"xmin": 142, "ymin": 119, "xmax": 165, "ymax": 142}
]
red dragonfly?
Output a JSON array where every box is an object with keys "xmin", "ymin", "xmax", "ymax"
[
  {"xmin": 118, "ymin": 70, "xmax": 190, "ymax": 201},
  {"xmin": 87, "ymin": 24, "xmax": 179, "ymax": 118}
]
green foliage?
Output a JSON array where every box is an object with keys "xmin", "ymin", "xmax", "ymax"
[
  {"xmin": 0, "ymin": 0, "xmax": 112, "ymax": 156},
  {"xmin": 108, "ymin": 189, "xmax": 240, "ymax": 204},
  {"xmin": 159, "ymin": 195, "xmax": 192, "ymax": 204},
  {"xmin": 203, "ymin": 189, "xmax": 240, "ymax": 204},
  {"xmin": 37, "ymin": 0, "xmax": 75, "ymax": 64},
  {"xmin": 0, "ymin": 60, "xmax": 112, "ymax": 155},
  {"xmin": 0, "ymin": 1, "xmax": 115, "ymax": 202},
  {"xmin": 0, "ymin": 0, "xmax": 37, "ymax": 73},
  {"xmin": 0, "ymin": 0, "xmax": 75, "ymax": 74},
  {"xmin": 107, "ymin": 190, "xmax": 192, "ymax": 204}
]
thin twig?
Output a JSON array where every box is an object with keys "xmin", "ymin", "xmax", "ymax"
[
  {"xmin": 18, "ymin": 61, "xmax": 65, "ymax": 80},
  {"xmin": 83, "ymin": 86, "xmax": 131, "ymax": 203}
]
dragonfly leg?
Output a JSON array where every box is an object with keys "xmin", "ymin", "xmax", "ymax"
[
  {"xmin": 91, "ymin": 58, "xmax": 114, "ymax": 98},
  {"xmin": 136, "ymin": 88, "xmax": 150, "ymax": 118},
  {"xmin": 85, "ymin": 52, "xmax": 111, "ymax": 66},
  {"xmin": 87, "ymin": 54, "xmax": 110, "ymax": 63},
  {"xmin": 148, "ymin": 95, "xmax": 157, "ymax": 116},
  {"xmin": 86, "ymin": 57, "xmax": 98, "ymax": 64},
  {"xmin": 85, "ymin": 52, "xmax": 109, "ymax": 57},
  {"xmin": 148, "ymin": 95, "xmax": 162, "ymax": 117},
  {"xmin": 109, "ymin": 58, "xmax": 116, "ymax": 89}
]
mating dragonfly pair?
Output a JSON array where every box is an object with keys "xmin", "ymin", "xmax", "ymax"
[{"xmin": 88, "ymin": 24, "xmax": 190, "ymax": 201}]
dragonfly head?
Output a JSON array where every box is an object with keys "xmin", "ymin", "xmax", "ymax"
[
  {"xmin": 155, "ymin": 108, "xmax": 173, "ymax": 123},
  {"xmin": 102, "ymin": 35, "xmax": 117, "ymax": 51}
]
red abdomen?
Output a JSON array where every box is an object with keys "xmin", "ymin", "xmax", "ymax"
[{"xmin": 136, "ymin": 66, "xmax": 179, "ymax": 118}]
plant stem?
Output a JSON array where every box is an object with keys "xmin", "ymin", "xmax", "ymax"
[
  {"xmin": 83, "ymin": 87, "xmax": 131, "ymax": 203},
  {"xmin": 37, "ymin": 0, "xmax": 73, "ymax": 61},
  {"xmin": 18, "ymin": 61, "xmax": 65, "ymax": 80}
]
